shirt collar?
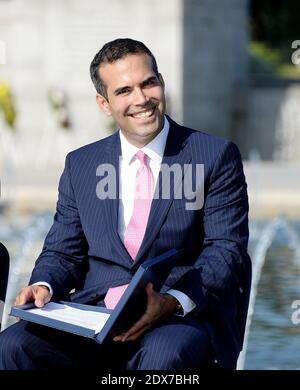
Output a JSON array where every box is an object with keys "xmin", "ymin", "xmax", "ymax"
[{"xmin": 119, "ymin": 116, "xmax": 170, "ymax": 165}]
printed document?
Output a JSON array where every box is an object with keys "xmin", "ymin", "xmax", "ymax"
[{"xmin": 27, "ymin": 302, "xmax": 110, "ymax": 333}]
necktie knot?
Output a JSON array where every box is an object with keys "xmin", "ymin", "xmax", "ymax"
[{"xmin": 136, "ymin": 150, "xmax": 147, "ymax": 166}]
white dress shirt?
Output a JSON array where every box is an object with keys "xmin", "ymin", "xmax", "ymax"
[
  {"xmin": 118, "ymin": 116, "xmax": 196, "ymax": 315},
  {"xmin": 36, "ymin": 116, "xmax": 196, "ymax": 315}
]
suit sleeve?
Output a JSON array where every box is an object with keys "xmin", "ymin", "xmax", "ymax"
[
  {"xmin": 172, "ymin": 141, "xmax": 250, "ymax": 313},
  {"xmin": 29, "ymin": 153, "xmax": 88, "ymax": 299}
]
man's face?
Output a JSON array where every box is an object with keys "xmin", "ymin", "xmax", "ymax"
[{"xmin": 96, "ymin": 53, "xmax": 166, "ymax": 147}]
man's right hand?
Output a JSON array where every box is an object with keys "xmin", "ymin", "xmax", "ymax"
[{"xmin": 15, "ymin": 285, "xmax": 51, "ymax": 308}]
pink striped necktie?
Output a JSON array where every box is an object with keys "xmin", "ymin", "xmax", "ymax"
[{"xmin": 104, "ymin": 150, "xmax": 154, "ymax": 309}]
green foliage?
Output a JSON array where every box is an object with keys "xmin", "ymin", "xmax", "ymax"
[
  {"xmin": 277, "ymin": 64, "xmax": 300, "ymax": 80},
  {"xmin": 249, "ymin": 42, "xmax": 280, "ymax": 75},
  {"xmin": 249, "ymin": 42, "xmax": 300, "ymax": 79},
  {"xmin": 0, "ymin": 82, "xmax": 16, "ymax": 130},
  {"xmin": 249, "ymin": 1, "xmax": 300, "ymax": 79}
]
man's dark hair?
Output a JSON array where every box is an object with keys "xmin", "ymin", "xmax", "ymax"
[{"xmin": 90, "ymin": 38, "xmax": 159, "ymax": 99}]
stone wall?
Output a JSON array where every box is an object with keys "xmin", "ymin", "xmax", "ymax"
[
  {"xmin": 0, "ymin": 0, "xmax": 182, "ymax": 169},
  {"xmin": 182, "ymin": 0, "xmax": 249, "ymax": 138},
  {"xmin": 0, "ymin": 0, "xmax": 251, "ymax": 171},
  {"xmin": 237, "ymin": 79, "xmax": 300, "ymax": 161}
]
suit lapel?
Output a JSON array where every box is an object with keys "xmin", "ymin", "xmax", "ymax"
[
  {"xmin": 101, "ymin": 132, "xmax": 133, "ymax": 266},
  {"xmin": 133, "ymin": 118, "xmax": 192, "ymax": 267}
]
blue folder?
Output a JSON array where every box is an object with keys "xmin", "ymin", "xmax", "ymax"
[{"xmin": 10, "ymin": 248, "xmax": 182, "ymax": 344}]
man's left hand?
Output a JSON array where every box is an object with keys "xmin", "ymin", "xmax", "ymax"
[{"xmin": 113, "ymin": 283, "xmax": 179, "ymax": 342}]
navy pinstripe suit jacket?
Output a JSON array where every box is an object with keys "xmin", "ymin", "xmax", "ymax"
[{"xmin": 30, "ymin": 116, "xmax": 251, "ymax": 369}]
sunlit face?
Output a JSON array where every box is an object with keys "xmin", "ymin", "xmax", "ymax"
[{"xmin": 96, "ymin": 53, "xmax": 166, "ymax": 148}]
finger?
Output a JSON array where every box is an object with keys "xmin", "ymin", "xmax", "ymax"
[
  {"xmin": 34, "ymin": 286, "xmax": 51, "ymax": 308},
  {"xmin": 145, "ymin": 282, "xmax": 156, "ymax": 306},
  {"xmin": 124, "ymin": 326, "xmax": 151, "ymax": 341},
  {"xmin": 114, "ymin": 323, "xmax": 149, "ymax": 342},
  {"xmin": 113, "ymin": 333, "xmax": 126, "ymax": 342},
  {"xmin": 15, "ymin": 287, "xmax": 33, "ymax": 306},
  {"xmin": 123, "ymin": 319, "xmax": 154, "ymax": 341},
  {"xmin": 120, "ymin": 313, "xmax": 151, "ymax": 341},
  {"xmin": 146, "ymin": 282, "xmax": 154, "ymax": 297}
]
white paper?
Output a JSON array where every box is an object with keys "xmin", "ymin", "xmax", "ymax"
[{"xmin": 28, "ymin": 302, "xmax": 110, "ymax": 333}]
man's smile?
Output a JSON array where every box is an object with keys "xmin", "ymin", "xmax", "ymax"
[{"xmin": 129, "ymin": 106, "xmax": 156, "ymax": 119}]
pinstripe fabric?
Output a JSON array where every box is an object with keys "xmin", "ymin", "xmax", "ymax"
[
  {"xmin": 0, "ymin": 116, "xmax": 251, "ymax": 370},
  {"xmin": 0, "ymin": 314, "xmax": 211, "ymax": 370}
]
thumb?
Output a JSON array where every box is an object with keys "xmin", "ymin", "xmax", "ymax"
[
  {"xmin": 34, "ymin": 286, "xmax": 51, "ymax": 308},
  {"xmin": 146, "ymin": 282, "xmax": 154, "ymax": 303}
]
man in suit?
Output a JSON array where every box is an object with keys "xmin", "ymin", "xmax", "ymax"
[{"xmin": 0, "ymin": 38, "xmax": 251, "ymax": 370}]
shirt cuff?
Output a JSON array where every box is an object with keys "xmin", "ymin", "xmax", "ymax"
[
  {"xmin": 167, "ymin": 289, "xmax": 196, "ymax": 316},
  {"xmin": 32, "ymin": 282, "xmax": 53, "ymax": 297}
]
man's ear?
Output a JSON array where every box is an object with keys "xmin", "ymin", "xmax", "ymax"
[
  {"xmin": 96, "ymin": 93, "xmax": 111, "ymax": 116},
  {"xmin": 158, "ymin": 73, "xmax": 165, "ymax": 89}
]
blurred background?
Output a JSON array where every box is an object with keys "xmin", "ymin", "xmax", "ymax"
[{"xmin": 1, "ymin": 0, "xmax": 300, "ymax": 369}]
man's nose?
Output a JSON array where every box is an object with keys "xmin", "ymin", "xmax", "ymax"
[{"xmin": 133, "ymin": 88, "xmax": 148, "ymax": 105}]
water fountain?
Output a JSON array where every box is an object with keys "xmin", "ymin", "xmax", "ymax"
[
  {"xmin": 237, "ymin": 215, "xmax": 300, "ymax": 369},
  {"xmin": 0, "ymin": 213, "xmax": 52, "ymax": 330},
  {"xmin": 1, "ymin": 210, "xmax": 300, "ymax": 368}
]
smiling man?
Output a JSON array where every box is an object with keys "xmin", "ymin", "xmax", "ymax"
[
  {"xmin": 0, "ymin": 38, "xmax": 251, "ymax": 370},
  {"xmin": 94, "ymin": 50, "xmax": 166, "ymax": 148}
]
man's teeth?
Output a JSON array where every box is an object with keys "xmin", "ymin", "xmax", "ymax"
[{"xmin": 132, "ymin": 109, "xmax": 154, "ymax": 118}]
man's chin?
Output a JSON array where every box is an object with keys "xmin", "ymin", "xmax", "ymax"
[
  {"xmin": 133, "ymin": 115, "xmax": 163, "ymax": 132},
  {"xmin": 135, "ymin": 123, "xmax": 162, "ymax": 138}
]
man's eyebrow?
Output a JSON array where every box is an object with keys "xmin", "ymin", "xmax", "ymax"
[
  {"xmin": 113, "ymin": 76, "xmax": 158, "ymax": 95},
  {"xmin": 140, "ymin": 76, "xmax": 158, "ymax": 87},
  {"xmin": 113, "ymin": 85, "xmax": 131, "ymax": 95}
]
